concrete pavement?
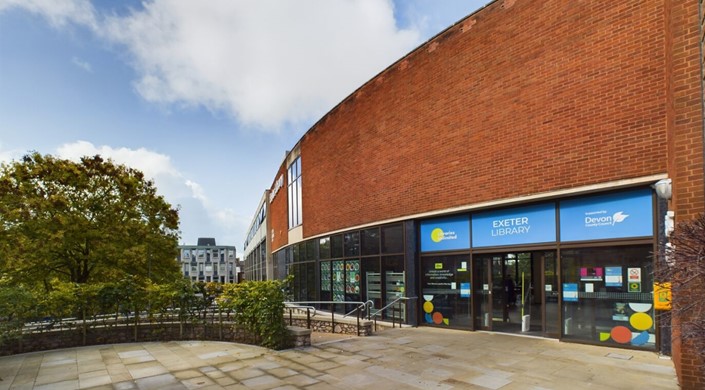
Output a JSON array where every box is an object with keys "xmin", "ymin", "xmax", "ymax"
[{"xmin": 0, "ymin": 327, "xmax": 678, "ymax": 389}]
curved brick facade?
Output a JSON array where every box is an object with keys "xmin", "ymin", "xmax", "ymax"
[{"xmin": 261, "ymin": 0, "xmax": 704, "ymax": 387}]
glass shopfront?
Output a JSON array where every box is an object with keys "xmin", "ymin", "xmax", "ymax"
[{"xmin": 418, "ymin": 187, "xmax": 657, "ymax": 350}]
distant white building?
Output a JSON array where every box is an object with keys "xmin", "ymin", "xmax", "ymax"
[{"xmin": 178, "ymin": 238, "xmax": 238, "ymax": 283}]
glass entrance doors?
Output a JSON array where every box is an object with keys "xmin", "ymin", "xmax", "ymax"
[{"xmin": 473, "ymin": 251, "xmax": 557, "ymax": 337}]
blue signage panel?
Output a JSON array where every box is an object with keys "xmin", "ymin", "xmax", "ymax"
[
  {"xmin": 471, "ymin": 203, "xmax": 556, "ymax": 248},
  {"xmin": 559, "ymin": 189, "xmax": 653, "ymax": 242},
  {"xmin": 420, "ymin": 215, "xmax": 470, "ymax": 252}
]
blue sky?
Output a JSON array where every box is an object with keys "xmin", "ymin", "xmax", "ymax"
[{"xmin": 0, "ymin": 0, "xmax": 489, "ymax": 254}]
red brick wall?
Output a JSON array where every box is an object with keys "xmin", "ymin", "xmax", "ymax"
[
  {"xmin": 269, "ymin": 1, "xmax": 704, "ymax": 386},
  {"xmin": 302, "ymin": 0, "xmax": 669, "ymax": 237},
  {"xmin": 668, "ymin": 0, "xmax": 705, "ymax": 386}
]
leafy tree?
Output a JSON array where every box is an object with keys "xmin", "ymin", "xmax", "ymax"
[{"xmin": 0, "ymin": 152, "xmax": 181, "ymax": 287}]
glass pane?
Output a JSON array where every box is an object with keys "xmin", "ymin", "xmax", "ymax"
[
  {"xmin": 473, "ymin": 256, "xmax": 491, "ymax": 329},
  {"xmin": 544, "ymin": 251, "xmax": 559, "ymax": 336},
  {"xmin": 292, "ymin": 243, "xmax": 300, "ymax": 263},
  {"xmin": 382, "ymin": 255, "xmax": 405, "ymax": 321},
  {"xmin": 381, "ymin": 224, "xmax": 404, "ymax": 254},
  {"xmin": 361, "ymin": 227, "xmax": 380, "ymax": 256},
  {"xmin": 345, "ymin": 259, "xmax": 361, "ymax": 308},
  {"xmin": 363, "ymin": 257, "xmax": 381, "ymax": 311},
  {"xmin": 421, "ymin": 255, "xmax": 471, "ymax": 328},
  {"xmin": 306, "ymin": 262, "xmax": 316, "ymax": 301},
  {"xmin": 560, "ymin": 245, "xmax": 654, "ymax": 349},
  {"xmin": 305, "ymin": 240, "xmax": 315, "ymax": 260},
  {"xmin": 319, "ymin": 237, "xmax": 331, "ymax": 259},
  {"xmin": 320, "ymin": 261, "xmax": 332, "ymax": 311},
  {"xmin": 332, "ymin": 260, "xmax": 345, "ymax": 313},
  {"xmin": 344, "ymin": 231, "xmax": 360, "ymax": 257},
  {"xmin": 331, "ymin": 235, "xmax": 343, "ymax": 258},
  {"xmin": 296, "ymin": 176, "xmax": 302, "ymax": 225}
]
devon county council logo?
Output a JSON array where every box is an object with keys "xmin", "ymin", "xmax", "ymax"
[
  {"xmin": 584, "ymin": 210, "xmax": 629, "ymax": 227},
  {"xmin": 431, "ymin": 227, "xmax": 457, "ymax": 243}
]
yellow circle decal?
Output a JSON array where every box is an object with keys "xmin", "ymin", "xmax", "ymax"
[
  {"xmin": 630, "ymin": 312, "xmax": 653, "ymax": 331},
  {"xmin": 431, "ymin": 228, "xmax": 444, "ymax": 243},
  {"xmin": 423, "ymin": 301, "xmax": 434, "ymax": 313}
]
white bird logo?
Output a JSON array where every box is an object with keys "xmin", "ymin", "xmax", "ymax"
[{"xmin": 612, "ymin": 211, "xmax": 629, "ymax": 225}]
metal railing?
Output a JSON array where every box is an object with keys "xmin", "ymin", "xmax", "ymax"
[
  {"xmin": 285, "ymin": 300, "xmax": 374, "ymax": 336},
  {"xmin": 369, "ymin": 296, "xmax": 417, "ymax": 331},
  {"xmin": 284, "ymin": 303, "xmax": 316, "ymax": 329}
]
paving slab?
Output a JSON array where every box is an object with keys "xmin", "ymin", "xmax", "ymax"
[{"xmin": 0, "ymin": 327, "xmax": 678, "ymax": 389}]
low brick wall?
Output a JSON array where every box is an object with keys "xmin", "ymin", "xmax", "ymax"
[{"xmin": 0, "ymin": 322, "xmax": 311, "ymax": 356}]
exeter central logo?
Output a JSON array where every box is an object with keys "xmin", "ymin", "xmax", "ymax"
[
  {"xmin": 584, "ymin": 210, "xmax": 629, "ymax": 227},
  {"xmin": 431, "ymin": 227, "xmax": 457, "ymax": 243}
]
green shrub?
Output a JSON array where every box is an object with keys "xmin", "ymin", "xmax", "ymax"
[{"xmin": 218, "ymin": 278, "xmax": 290, "ymax": 349}]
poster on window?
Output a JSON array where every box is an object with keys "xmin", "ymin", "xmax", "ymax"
[
  {"xmin": 580, "ymin": 267, "xmax": 603, "ymax": 281},
  {"xmin": 605, "ymin": 267, "xmax": 623, "ymax": 287},
  {"xmin": 563, "ymin": 283, "xmax": 578, "ymax": 302}
]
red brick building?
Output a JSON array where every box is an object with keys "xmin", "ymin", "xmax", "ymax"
[{"xmin": 253, "ymin": 1, "xmax": 704, "ymax": 387}]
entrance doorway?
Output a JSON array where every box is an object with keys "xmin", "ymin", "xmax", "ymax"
[{"xmin": 473, "ymin": 251, "xmax": 558, "ymax": 337}]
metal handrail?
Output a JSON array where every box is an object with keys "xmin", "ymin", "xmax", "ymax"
[
  {"xmin": 344, "ymin": 300, "xmax": 374, "ymax": 319},
  {"xmin": 284, "ymin": 303, "xmax": 317, "ymax": 317},
  {"xmin": 370, "ymin": 296, "xmax": 418, "ymax": 330},
  {"xmin": 285, "ymin": 300, "xmax": 374, "ymax": 336},
  {"xmin": 284, "ymin": 303, "xmax": 317, "ymax": 329}
]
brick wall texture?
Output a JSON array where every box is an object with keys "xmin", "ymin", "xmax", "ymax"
[{"xmin": 266, "ymin": 0, "xmax": 705, "ymax": 386}]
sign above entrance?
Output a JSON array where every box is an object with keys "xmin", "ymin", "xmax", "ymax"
[
  {"xmin": 420, "ymin": 215, "xmax": 470, "ymax": 252},
  {"xmin": 471, "ymin": 203, "xmax": 556, "ymax": 248},
  {"xmin": 559, "ymin": 188, "xmax": 653, "ymax": 242}
]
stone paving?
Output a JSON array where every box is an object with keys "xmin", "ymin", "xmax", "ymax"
[{"xmin": 0, "ymin": 327, "xmax": 678, "ymax": 389}]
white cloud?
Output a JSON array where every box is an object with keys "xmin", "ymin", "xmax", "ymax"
[
  {"xmin": 2, "ymin": 0, "xmax": 421, "ymax": 130},
  {"xmin": 0, "ymin": 0, "xmax": 96, "ymax": 29},
  {"xmin": 71, "ymin": 56, "xmax": 93, "ymax": 73},
  {"xmin": 101, "ymin": 0, "xmax": 419, "ymax": 130}
]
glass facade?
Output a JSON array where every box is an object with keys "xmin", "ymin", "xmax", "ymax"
[
  {"xmin": 416, "ymin": 188, "xmax": 657, "ymax": 350},
  {"xmin": 276, "ymin": 223, "xmax": 406, "ymax": 318}
]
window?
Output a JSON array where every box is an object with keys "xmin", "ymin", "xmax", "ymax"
[
  {"xmin": 382, "ymin": 224, "xmax": 404, "ymax": 254},
  {"xmin": 560, "ymin": 245, "xmax": 655, "ymax": 349},
  {"xmin": 361, "ymin": 228, "xmax": 380, "ymax": 256},
  {"xmin": 344, "ymin": 232, "xmax": 360, "ymax": 257},
  {"xmin": 288, "ymin": 156, "xmax": 303, "ymax": 228},
  {"xmin": 331, "ymin": 235, "xmax": 343, "ymax": 258},
  {"xmin": 319, "ymin": 237, "xmax": 331, "ymax": 259}
]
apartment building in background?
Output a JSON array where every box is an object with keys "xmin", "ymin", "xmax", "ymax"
[{"xmin": 178, "ymin": 238, "xmax": 238, "ymax": 283}]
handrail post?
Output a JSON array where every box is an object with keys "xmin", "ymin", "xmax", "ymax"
[
  {"xmin": 289, "ymin": 308, "xmax": 292, "ymax": 325},
  {"xmin": 332, "ymin": 304, "xmax": 335, "ymax": 334},
  {"xmin": 306, "ymin": 308, "xmax": 311, "ymax": 329},
  {"xmin": 356, "ymin": 309, "xmax": 360, "ymax": 337}
]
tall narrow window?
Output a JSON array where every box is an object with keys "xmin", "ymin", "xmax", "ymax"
[{"xmin": 288, "ymin": 156, "xmax": 303, "ymax": 228}]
